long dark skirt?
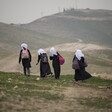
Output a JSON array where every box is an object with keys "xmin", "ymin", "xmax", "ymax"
[
  {"xmin": 75, "ymin": 69, "xmax": 91, "ymax": 81},
  {"xmin": 52, "ymin": 59, "xmax": 60, "ymax": 79},
  {"xmin": 22, "ymin": 59, "xmax": 31, "ymax": 68},
  {"xmin": 40, "ymin": 61, "xmax": 52, "ymax": 77}
]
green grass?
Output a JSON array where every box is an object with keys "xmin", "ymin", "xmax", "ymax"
[
  {"xmin": 79, "ymin": 97, "xmax": 111, "ymax": 109},
  {"xmin": 0, "ymin": 72, "xmax": 65, "ymax": 101},
  {"xmin": 0, "ymin": 72, "xmax": 112, "ymax": 89},
  {"xmin": 86, "ymin": 76, "xmax": 112, "ymax": 86},
  {"xmin": 0, "ymin": 72, "xmax": 112, "ymax": 111},
  {"xmin": 79, "ymin": 76, "xmax": 112, "ymax": 90}
]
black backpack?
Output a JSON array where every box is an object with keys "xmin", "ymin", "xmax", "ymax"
[{"xmin": 40, "ymin": 53, "xmax": 48, "ymax": 63}]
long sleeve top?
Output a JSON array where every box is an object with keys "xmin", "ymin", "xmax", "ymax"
[{"xmin": 37, "ymin": 55, "xmax": 41, "ymax": 63}]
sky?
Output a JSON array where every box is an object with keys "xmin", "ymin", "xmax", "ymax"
[{"xmin": 0, "ymin": 0, "xmax": 112, "ymax": 24}]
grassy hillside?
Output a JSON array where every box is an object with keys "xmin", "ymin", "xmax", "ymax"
[
  {"xmin": 64, "ymin": 9, "xmax": 112, "ymax": 18},
  {"xmin": 24, "ymin": 9, "xmax": 112, "ymax": 47},
  {"xmin": 0, "ymin": 72, "xmax": 112, "ymax": 112},
  {"xmin": 0, "ymin": 22, "xmax": 73, "ymax": 52},
  {"xmin": 0, "ymin": 9, "xmax": 112, "ymax": 75},
  {"xmin": 0, "ymin": 22, "xmax": 112, "ymax": 74}
]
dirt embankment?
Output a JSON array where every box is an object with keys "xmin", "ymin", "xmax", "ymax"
[{"xmin": 45, "ymin": 42, "xmax": 112, "ymax": 52}]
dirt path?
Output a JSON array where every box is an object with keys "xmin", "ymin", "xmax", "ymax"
[
  {"xmin": 92, "ymin": 73, "xmax": 112, "ymax": 80},
  {"xmin": 0, "ymin": 54, "xmax": 19, "ymax": 72},
  {"xmin": 55, "ymin": 15, "xmax": 112, "ymax": 21},
  {"xmin": 45, "ymin": 42, "xmax": 112, "ymax": 52}
]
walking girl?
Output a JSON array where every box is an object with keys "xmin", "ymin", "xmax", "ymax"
[
  {"xmin": 72, "ymin": 49, "xmax": 92, "ymax": 82},
  {"xmin": 50, "ymin": 47, "xmax": 60, "ymax": 79},
  {"xmin": 36, "ymin": 49, "xmax": 52, "ymax": 78},
  {"xmin": 19, "ymin": 43, "xmax": 31, "ymax": 76}
]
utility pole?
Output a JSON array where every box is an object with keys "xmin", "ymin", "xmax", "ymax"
[
  {"xmin": 75, "ymin": 0, "xmax": 78, "ymax": 9},
  {"xmin": 41, "ymin": 11, "xmax": 43, "ymax": 17},
  {"xmin": 58, "ymin": 7, "xmax": 60, "ymax": 13}
]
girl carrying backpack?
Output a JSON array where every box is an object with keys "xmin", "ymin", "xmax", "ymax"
[
  {"xmin": 36, "ymin": 49, "xmax": 52, "ymax": 78},
  {"xmin": 72, "ymin": 50, "xmax": 92, "ymax": 82},
  {"xmin": 19, "ymin": 43, "xmax": 31, "ymax": 76},
  {"xmin": 50, "ymin": 47, "xmax": 61, "ymax": 79}
]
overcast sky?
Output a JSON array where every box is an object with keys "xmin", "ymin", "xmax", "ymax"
[{"xmin": 0, "ymin": 0, "xmax": 112, "ymax": 24}]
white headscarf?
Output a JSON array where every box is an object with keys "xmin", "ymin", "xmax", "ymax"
[
  {"xmin": 38, "ymin": 49, "xmax": 46, "ymax": 55},
  {"xmin": 75, "ymin": 49, "xmax": 84, "ymax": 60},
  {"xmin": 21, "ymin": 43, "xmax": 28, "ymax": 49},
  {"xmin": 50, "ymin": 47, "xmax": 57, "ymax": 56}
]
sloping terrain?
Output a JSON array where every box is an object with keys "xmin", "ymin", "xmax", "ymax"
[
  {"xmin": 0, "ymin": 72, "xmax": 112, "ymax": 112},
  {"xmin": 0, "ymin": 9, "xmax": 112, "ymax": 75},
  {"xmin": 0, "ymin": 9, "xmax": 112, "ymax": 112},
  {"xmin": 24, "ymin": 9, "xmax": 112, "ymax": 47},
  {"xmin": 0, "ymin": 42, "xmax": 112, "ymax": 75},
  {"xmin": 0, "ymin": 22, "xmax": 70, "ymax": 52}
]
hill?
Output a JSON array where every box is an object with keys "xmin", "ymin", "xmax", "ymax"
[
  {"xmin": 0, "ymin": 22, "xmax": 70, "ymax": 52},
  {"xmin": 0, "ymin": 9, "xmax": 112, "ymax": 75},
  {"xmin": 23, "ymin": 9, "xmax": 112, "ymax": 47}
]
